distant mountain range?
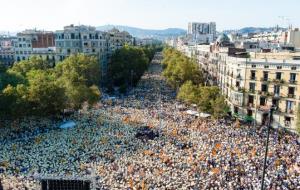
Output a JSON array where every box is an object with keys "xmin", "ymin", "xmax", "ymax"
[
  {"xmin": 97, "ymin": 25, "xmax": 186, "ymax": 40},
  {"xmin": 223, "ymin": 27, "xmax": 286, "ymax": 34}
]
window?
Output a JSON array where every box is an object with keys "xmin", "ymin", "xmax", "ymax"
[
  {"xmin": 291, "ymin": 66, "xmax": 297, "ymax": 70},
  {"xmin": 71, "ymin": 33, "xmax": 75, "ymax": 39},
  {"xmin": 249, "ymin": 83, "xmax": 255, "ymax": 91},
  {"xmin": 272, "ymin": 99, "xmax": 279, "ymax": 108},
  {"xmin": 285, "ymin": 117, "xmax": 291, "ymax": 126},
  {"xmin": 252, "ymin": 65, "xmax": 256, "ymax": 68},
  {"xmin": 277, "ymin": 66, "xmax": 282, "ymax": 69},
  {"xmin": 264, "ymin": 65, "xmax": 269, "ymax": 69},
  {"xmin": 276, "ymin": 72, "xmax": 281, "ymax": 80},
  {"xmin": 288, "ymin": 87, "xmax": 295, "ymax": 95},
  {"xmin": 274, "ymin": 85, "xmax": 280, "ymax": 95},
  {"xmin": 260, "ymin": 97, "xmax": 266, "ymax": 106},
  {"xmin": 263, "ymin": 71, "xmax": 268, "ymax": 80},
  {"xmin": 261, "ymin": 84, "xmax": 268, "ymax": 92},
  {"xmin": 250, "ymin": 70, "xmax": 256, "ymax": 80},
  {"xmin": 290, "ymin": 73, "xmax": 296, "ymax": 82},
  {"xmin": 286, "ymin": 101, "xmax": 293, "ymax": 112},
  {"xmin": 248, "ymin": 95, "xmax": 254, "ymax": 104}
]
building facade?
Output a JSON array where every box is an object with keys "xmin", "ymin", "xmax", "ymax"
[
  {"xmin": 179, "ymin": 35, "xmax": 300, "ymax": 130},
  {"xmin": 0, "ymin": 36, "xmax": 15, "ymax": 66},
  {"xmin": 187, "ymin": 22, "xmax": 216, "ymax": 43},
  {"xmin": 13, "ymin": 30, "xmax": 56, "ymax": 65}
]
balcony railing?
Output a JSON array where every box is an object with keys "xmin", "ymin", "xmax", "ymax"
[
  {"xmin": 273, "ymin": 79, "xmax": 286, "ymax": 84},
  {"xmin": 289, "ymin": 80, "xmax": 297, "ymax": 84},
  {"xmin": 250, "ymin": 76, "xmax": 256, "ymax": 80},
  {"xmin": 274, "ymin": 93, "xmax": 281, "ymax": 98},
  {"xmin": 286, "ymin": 109, "xmax": 294, "ymax": 114},
  {"xmin": 260, "ymin": 77, "xmax": 269, "ymax": 82},
  {"xmin": 287, "ymin": 94, "xmax": 295, "ymax": 99}
]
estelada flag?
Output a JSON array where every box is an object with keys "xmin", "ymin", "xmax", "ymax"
[
  {"xmin": 215, "ymin": 143, "xmax": 221, "ymax": 150},
  {"xmin": 212, "ymin": 167, "xmax": 220, "ymax": 174}
]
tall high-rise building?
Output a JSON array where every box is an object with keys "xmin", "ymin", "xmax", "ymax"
[{"xmin": 188, "ymin": 22, "xmax": 217, "ymax": 44}]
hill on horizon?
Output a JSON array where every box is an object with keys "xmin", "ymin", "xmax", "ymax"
[
  {"xmin": 223, "ymin": 26, "xmax": 286, "ymax": 34},
  {"xmin": 97, "ymin": 25, "xmax": 186, "ymax": 40}
]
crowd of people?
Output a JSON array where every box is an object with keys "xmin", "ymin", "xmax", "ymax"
[{"xmin": 0, "ymin": 53, "xmax": 299, "ymax": 189}]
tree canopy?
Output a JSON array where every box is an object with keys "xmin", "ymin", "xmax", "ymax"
[
  {"xmin": 163, "ymin": 47, "xmax": 228, "ymax": 118},
  {"xmin": 0, "ymin": 55, "xmax": 101, "ymax": 118},
  {"xmin": 162, "ymin": 48, "xmax": 204, "ymax": 89},
  {"xmin": 107, "ymin": 45, "xmax": 157, "ymax": 93}
]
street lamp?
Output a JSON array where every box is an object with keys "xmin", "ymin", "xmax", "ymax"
[{"xmin": 260, "ymin": 104, "xmax": 276, "ymax": 190}]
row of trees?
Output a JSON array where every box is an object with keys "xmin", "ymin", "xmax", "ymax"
[
  {"xmin": 107, "ymin": 45, "xmax": 159, "ymax": 93},
  {"xmin": 177, "ymin": 81, "xmax": 229, "ymax": 118},
  {"xmin": 162, "ymin": 48, "xmax": 204, "ymax": 89},
  {"xmin": 162, "ymin": 48, "xmax": 229, "ymax": 118},
  {"xmin": 0, "ymin": 55, "xmax": 101, "ymax": 118}
]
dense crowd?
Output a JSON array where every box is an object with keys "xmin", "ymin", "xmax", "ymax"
[{"xmin": 0, "ymin": 53, "xmax": 299, "ymax": 189}]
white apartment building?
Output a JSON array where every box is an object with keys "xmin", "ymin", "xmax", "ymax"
[
  {"xmin": 55, "ymin": 25, "xmax": 109, "ymax": 74},
  {"xmin": 55, "ymin": 25, "xmax": 133, "ymax": 78}
]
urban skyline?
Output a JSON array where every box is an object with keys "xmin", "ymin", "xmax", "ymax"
[{"xmin": 0, "ymin": 0, "xmax": 300, "ymax": 32}]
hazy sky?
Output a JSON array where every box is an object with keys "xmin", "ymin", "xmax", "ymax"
[{"xmin": 0, "ymin": 0, "xmax": 299, "ymax": 32}]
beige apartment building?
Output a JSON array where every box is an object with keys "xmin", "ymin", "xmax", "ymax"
[{"xmin": 187, "ymin": 43, "xmax": 300, "ymax": 130}]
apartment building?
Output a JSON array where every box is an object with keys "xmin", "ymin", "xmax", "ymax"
[
  {"xmin": 0, "ymin": 36, "xmax": 15, "ymax": 66},
  {"xmin": 108, "ymin": 28, "xmax": 133, "ymax": 54},
  {"xmin": 55, "ymin": 25, "xmax": 109, "ymax": 74},
  {"xmin": 180, "ymin": 34, "xmax": 300, "ymax": 130},
  {"xmin": 13, "ymin": 30, "xmax": 56, "ymax": 65}
]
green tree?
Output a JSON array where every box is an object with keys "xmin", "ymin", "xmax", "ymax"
[
  {"xmin": 177, "ymin": 81, "xmax": 200, "ymax": 104},
  {"xmin": 162, "ymin": 48, "xmax": 204, "ymax": 88},
  {"xmin": 108, "ymin": 45, "xmax": 151, "ymax": 91},
  {"xmin": 26, "ymin": 70, "xmax": 66, "ymax": 115},
  {"xmin": 212, "ymin": 95, "xmax": 229, "ymax": 119},
  {"xmin": 55, "ymin": 54, "xmax": 101, "ymax": 109},
  {"xmin": 197, "ymin": 86, "xmax": 220, "ymax": 114},
  {"xmin": 296, "ymin": 107, "xmax": 300, "ymax": 134},
  {"xmin": 9, "ymin": 56, "xmax": 50, "ymax": 76}
]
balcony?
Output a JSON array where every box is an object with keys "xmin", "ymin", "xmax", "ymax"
[
  {"xmin": 248, "ymin": 89, "xmax": 255, "ymax": 94},
  {"xmin": 289, "ymin": 80, "xmax": 297, "ymax": 84},
  {"xmin": 260, "ymin": 91, "xmax": 269, "ymax": 96},
  {"xmin": 286, "ymin": 109, "xmax": 294, "ymax": 115},
  {"xmin": 273, "ymin": 79, "xmax": 286, "ymax": 84},
  {"xmin": 287, "ymin": 94, "xmax": 295, "ymax": 99},
  {"xmin": 274, "ymin": 93, "xmax": 281, "ymax": 99},
  {"xmin": 260, "ymin": 77, "xmax": 269, "ymax": 82},
  {"xmin": 250, "ymin": 76, "xmax": 256, "ymax": 80}
]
